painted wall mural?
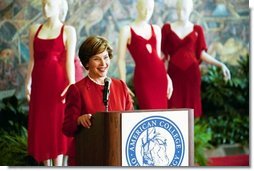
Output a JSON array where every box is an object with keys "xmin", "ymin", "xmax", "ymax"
[{"xmin": 0, "ymin": 0, "xmax": 249, "ymax": 98}]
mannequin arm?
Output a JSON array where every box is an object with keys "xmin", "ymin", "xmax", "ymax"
[
  {"xmin": 25, "ymin": 25, "xmax": 39, "ymax": 101},
  {"xmin": 117, "ymin": 26, "xmax": 135, "ymax": 97},
  {"xmin": 61, "ymin": 25, "xmax": 77, "ymax": 101},
  {"xmin": 117, "ymin": 26, "xmax": 130, "ymax": 82},
  {"xmin": 167, "ymin": 74, "xmax": 173, "ymax": 99},
  {"xmin": 201, "ymin": 50, "xmax": 231, "ymax": 81},
  {"xmin": 152, "ymin": 24, "xmax": 162, "ymax": 58}
]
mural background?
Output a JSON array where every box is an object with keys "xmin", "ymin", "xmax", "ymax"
[{"xmin": 0, "ymin": 0, "xmax": 249, "ymax": 99}]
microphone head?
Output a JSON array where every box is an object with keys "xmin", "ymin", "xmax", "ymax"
[
  {"xmin": 103, "ymin": 77, "xmax": 111, "ymax": 106},
  {"xmin": 104, "ymin": 77, "xmax": 111, "ymax": 84}
]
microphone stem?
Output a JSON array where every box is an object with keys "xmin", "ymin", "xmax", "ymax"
[{"xmin": 105, "ymin": 103, "xmax": 109, "ymax": 112}]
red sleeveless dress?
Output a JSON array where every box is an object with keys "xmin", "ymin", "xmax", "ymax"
[
  {"xmin": 127, "ymin": 25, "xmax": 168, "ymax": 109},
  {"xmin": 28, "ymin": 24, "xmax": 71, "ymax": 162},
  {"xmin": 161, "ymin": 23, "xmax": 207, "ymax": 117}
]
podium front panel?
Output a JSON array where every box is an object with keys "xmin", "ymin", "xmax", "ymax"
[{"xmin": 121, "ymin": 109, "xmax": 193, "ymax": 166}]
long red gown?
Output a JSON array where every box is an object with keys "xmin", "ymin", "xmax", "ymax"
[
  {"xmin": 62, "ymin": 76, "xmax": 134, "ymax": 165},
  {"xmin": 28, "ymin": 24, "xmax": 75, "ymax": 162},
  {"xmin": 161, "ymin": 23, "xmax": 207, "ymax": 117},
  {"xmin": 127, "ymin": 25, "xmax": 168, "ymax": 109}
]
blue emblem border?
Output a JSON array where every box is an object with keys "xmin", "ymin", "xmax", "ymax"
[{"xmin": 125, "ymin": 115, "xmax": 185, "ymax": 166}]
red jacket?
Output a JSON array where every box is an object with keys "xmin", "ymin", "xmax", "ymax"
[{"xmin": 62, "ymin": 76, "xmax": 133, "ymax": 165}]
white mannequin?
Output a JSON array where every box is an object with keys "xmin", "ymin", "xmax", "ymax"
[
  {"xmin": 117, "ymin": 0, "xmax": 173, "ymax": 99},
  {"xmin": 25, "ymin": 0, "xmax": 76, "ymax": 166},
  {"xmin": 169, "ymin": 0, "xmax": 231, "ymax": 80}
]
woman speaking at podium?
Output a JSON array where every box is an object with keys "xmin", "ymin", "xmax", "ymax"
[{"xmin": 62, "ymin": 36, "xmax": 134, "ymax": 165}]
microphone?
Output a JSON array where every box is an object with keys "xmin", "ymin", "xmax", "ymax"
[{"xmin": 103, "ymin": 77, "xmax": 111, "ymax": 110}]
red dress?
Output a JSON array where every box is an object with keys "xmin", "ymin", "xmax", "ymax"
[
  {"xmin": 62, "ymin": 76, "xmax": 133, "ymax": 165},
  {"xmin": 28, "ymin": 25, "xmax": 73, "ymax": 162},
  {"xmin": 127, "ymin": 25, "xmax": 168, "ymax": 109},
  {"xmin": 161, "ymin": 23, "xmax": 207, "ymax": 117}
]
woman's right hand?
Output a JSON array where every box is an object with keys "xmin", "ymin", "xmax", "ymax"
[{"xmin": 77, "ymin": 114, "xmax": 92, "ymax": 128}]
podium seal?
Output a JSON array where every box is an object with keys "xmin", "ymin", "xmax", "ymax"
[{"xmin": 126, "ymin": 116, "xmax": 185, "ymax": 166}]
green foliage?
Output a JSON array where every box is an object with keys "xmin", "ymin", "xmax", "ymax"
[
  {"xmin": 0, "ymin": 95, "xmax": 39, "ymax": 166},
  {"xmin": 204, "ymin": 114, "xmax": 249, "ymax": 146},
  {"xmin": 194, "ymin": 118, "xmax": 212, "ymax": 166},
  {"xmin": 201, "ymin": 55, "xmax": 249, "ymax": 146},
  {"xmin": 0, "ymin": 130, "xmax": 28, "ymax": 166},
  {"xmin": 0, "ymin": 95, "xmax": 28, "ymax": 136}
]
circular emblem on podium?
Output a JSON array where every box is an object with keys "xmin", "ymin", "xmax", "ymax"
[{"xmin": 125, "ymin": 116, "xmax": 185, "ymax": 166}]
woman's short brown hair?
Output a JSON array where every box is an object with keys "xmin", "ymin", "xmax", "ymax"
[{"xmin": 78, "ymin": 36, "xmax": 113, "ymax": 70}]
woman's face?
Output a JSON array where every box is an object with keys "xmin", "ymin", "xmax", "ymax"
[
  {"xmin": 137, "ymin": 0, "xmax": 154, "ymax": 22},
  {"xmin": 42, "ymin": 0, "xmax": 60, "ymax": 19},
  {"xmin": 86, "ymin": 50, "xmax": 110, "ymax": 79}
]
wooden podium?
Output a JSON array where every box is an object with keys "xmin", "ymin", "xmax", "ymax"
[
  {"xmin": 75, "ymin": 112, "xmax": 121, "ymax": 166},
  {"xmin": 75, "ymin": 109, "xmax": 194, "ymax": 166}
]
